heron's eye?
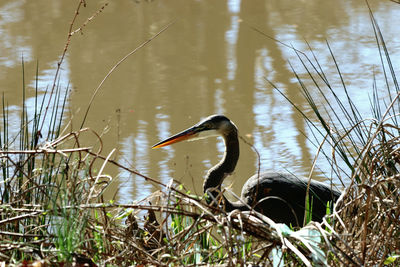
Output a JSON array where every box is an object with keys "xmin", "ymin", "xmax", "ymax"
[{"xmin": 202, "ymin": 122, "xmax": 211, "ymax": 129}]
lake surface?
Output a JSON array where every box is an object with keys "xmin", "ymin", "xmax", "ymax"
[{"xmin": 1, "ymin": 0, "xmax": 399, "ymax": 202}]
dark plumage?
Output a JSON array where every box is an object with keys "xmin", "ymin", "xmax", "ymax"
[{"xmin": 153, "ymin": 114, "xmax": 340, "ymax": 226}]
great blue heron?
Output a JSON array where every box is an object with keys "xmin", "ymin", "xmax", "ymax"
[{"xmin": 152, "ymin": 114, "xmax": 340, "ymax": 226}]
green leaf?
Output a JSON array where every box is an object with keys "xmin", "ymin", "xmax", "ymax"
[
  {"xmin": 384, "ymin": 255, "xmax": 400, "ymax": 265},
  {"xmin": 291, "ymin": 228, "xmax": 327, "ymax": 266}
]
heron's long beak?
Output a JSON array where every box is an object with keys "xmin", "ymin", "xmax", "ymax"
[{"xmin": 152, "ymin": 126, "xmax": 200, "ymax": 149}]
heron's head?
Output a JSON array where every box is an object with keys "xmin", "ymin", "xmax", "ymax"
[{"xmin": 152, "ymin": 114, "xmax": 237, "ymax": 149}]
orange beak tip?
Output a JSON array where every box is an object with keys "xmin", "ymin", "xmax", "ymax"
[
  {"xmin": 152, "ymin": 130, "xmax": 196, "ymax": 150},
  {"xmin": 152, "ymin": 144, "xmax": 165, "ymax": 149}
]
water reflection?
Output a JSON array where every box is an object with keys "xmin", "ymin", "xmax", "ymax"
[
  {"xmin": 119, "ymin": 121, "xmax": 153, "ymax": 201},
  {"xmin": 0, "ymin": 1, "xmax": 31, "ymax": 68},
  {"xmin": 0, "ymin": 0, "xmax": 399, "ymax": 203},
  {"xmin": 225, "ymin": 0, "xmax": 240, "ymax": 81}
]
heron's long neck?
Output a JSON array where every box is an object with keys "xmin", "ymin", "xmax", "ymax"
[{"xmin": 203, "ymin": 130, "xmax": 245, "ymax": 211}]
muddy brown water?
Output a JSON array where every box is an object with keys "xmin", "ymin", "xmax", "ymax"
[{"xmin": 1, "ymin": 0, "xmax": 399, "ymax": 202}]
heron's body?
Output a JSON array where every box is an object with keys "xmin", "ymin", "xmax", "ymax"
[
  {"xmin": 153, "ymin": 115, "xmax": 340, "ymax": 226},
  {"xmin": 234, "ymin": 172, "xmax": 340, "ymax": 225}
]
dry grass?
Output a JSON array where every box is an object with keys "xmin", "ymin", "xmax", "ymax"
[
  {"xmin": 330, "ymin": 120, "xmax": 400, "ymax": 265},
  {"xmin": 1, "ymin": 120, "xmax": 400, "ymax": 265},
  {"xmin": 0, "ymin": 127, "xmax": 331, "ymax": 265}
]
